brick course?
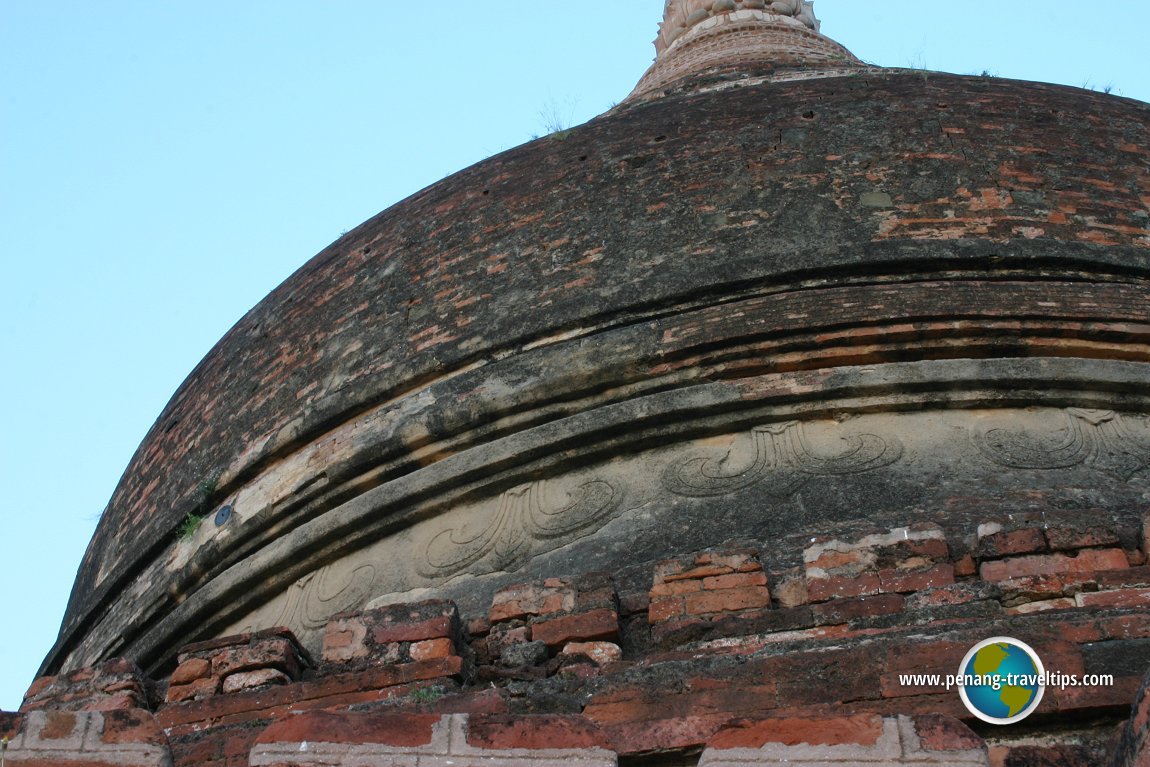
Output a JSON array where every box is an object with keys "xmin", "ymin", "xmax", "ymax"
[
  {"xmin": 166, "ymin": 628, "xmax": 310, "ymax": 704},
  {"xmin": 0, "ymin": 709, "xmax": 172, "ymax": 767},
  {"xmin": 19, "ymin": 508, "xmax": 1150, "ymax": 765},
  {"xmin": 699, "ymin": 715, "xmax": 988, "ymax": 765},
  {"xmin": 250, "ymin": 713, "xmax": 616, "ymax": 767}
]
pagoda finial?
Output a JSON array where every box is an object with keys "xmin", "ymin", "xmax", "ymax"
[
  {"xmin": 655, "ymin": 0, "xmax": 819, "ymax": 55},
  {"xmin": 629, "ymin": 0, "xmax": 860, "ymax": 101}
]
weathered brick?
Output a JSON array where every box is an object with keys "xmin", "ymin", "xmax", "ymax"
[
  {"xmin": 617, "ymin": 589, "xmax": 650, "ymax": 616},
  {"xmin": 177, "ymin": 631, "xmax": 253, "ymax": 659},
  {"xmin": 362, "ymin": 600, "xmax": 459, "ymax": 644},
  {"xmin": 882, "ymin": 640, "xmax": 970, "ymax": 698},
  {"xmin": 1112, "ymin": 664, "xmax": 1150, "ymax": 767},
  {"xmin": 652, "ymin": 550, "xmax": 770, "ymax": 623},
  {"xmin": 804, "ymin": 524, "xmax": 952, "ymax": 603},
  {"xmin": 466, "ymin": 713, "xmax": 612, "ymax": 750},
  {"xmin": 656, "ymin": 548, "xmax": 761, "ymax": 583},
  {"xmin": 977, "ymin": 525, "xmax": 1047, "ymax": 559},
  {"xmin": 586, "ymin": 677, "xmax": 776, "ymax": 753},
  {"xmin": 685, "ymin": 585, "xmax": 772, "ymax": 616},
  {"xmin": 321, "ymin": 614, "xmax": 369, "ymax": 662},
  {"xmin": 321, "ymin": 600, "xmax": 462, "ymax": 669},
  {"xmin": 256, "ymin": 710, "xmax": 440, "ymax": 747},
  {"xmin": 221, "ymin": 668, "xmax": 290, "ymax": 693},
  {"xmin": 3, "ymin": 709, "xmax": 171, "ymax": 767},
  {"xmin": 215, "ymin": 637, "xmax": 299, "ymax": 678},
  {"xmin": 1076, "ymin": 587, "xmax": 1150, "ymax": 609},
  {"xmin": 571, "ymin": 572, "xmax": 618, "ymax": 611},
  {"xmin": 39, "ymin": 709, "xmax": 79, "ymax": 740},
  {"xmin": 807, "ymin": 572, "xmax": 883, "ymax": 602},
  {"xmin": 953, "ymin": 553, "xmax": 977, "ymax": 578},
  {"xmin": 1006, "ymin": 597, "xmax": 1076, "ymax": 614},
  {"xmin": 252, "ymin": 712, "xmax": 616, "ymax": 765},
  {"xmin": 175, "ymin": 629, "xmax": 309, "ymax": 696},
  {"xmin": 487, "ymin": 621, "xmax": 530, "ymax": 647},
  {"xmin": 0, "ymin": 711, "xmax": 23, "ymax": 740},
  {"xmin": 877, "ymin": 562, "xmax": 955, "ymax": 593},
  {"xmin": 805, "ymin": 548, "xmax": 868, "ymax": 572},
  {"xmin": 559, "ymin": 641, "xmax": 622, "ymax": 667},
  {"xmin": 371, "ymin": 615, "xmax": 455, "ymax": 645},
  {"xmin": 811, "ymin": 593, "xmax": 904, "ymax": 624},
  {"xmin": 980, "ymin": 548, "xmax": 1130, "ymax": 581},
  {"xmin": 531, "ymin": 608, "xmax": 619, "ymax": 648},
  {"xmin": 1100, "ymin": 613, "xmax": 1150, "ymax": 641},
  {"xmin": 410, "ymin": 637, "xmax": 456, "ymax": 661},
  {"xmin": 467, "ymin": 615, "xmax": 491, "ymax": 637},
  {"xmin": 20, "ymin": 658, "xmax": 150, "ymax": 713},
  {"xmin": 169, "ymin": 729, "xmax": 225, "ymax": 766},
  {"xmin": 1045, "ymin": 525, "xmax": 1121, "ymax": 552},
  {"xmin": 170, "ymin": 657, "xmax": 212, "ymax": 686},
  {"xmin": 22, "ymin": 676, "xmax": 54, "ymax": 701},
  {"xmin": 996, "ymin": 573, "xmax": 1079, "ymax": 607},
  {"xmin": 647, "ymin": 595, "xmax": 686, "ymax": 623},
  {"xmin": 702, "ymin": 571, "xmax": 768, "ymax": 591},
  {"xmin": 158, "ymin": 656, "xmax": 465, "ymax": 732},
  {"xmin": 700, "ymin": 715, "xmax": 985, "ymax": 765},
  {"xmin": 1002, "ymin": 744, "xmax": 1100, "ymax": 766},
  {"xmin": 165, "ymin": 675, "xmax": 221, "ymax": 703},
  {"xmin": 661, "ymin": 562, "xmax": 739, "ymax": 581},
  {"xmin": 650, "ymin": 578, "xmax": 704, "ymax": 597},
  {"xmin": 1097, "ymin": 566, "xmax": 1150, "ymax": 590},
  {"xmin": 498, "ymin": 639, "xmax": 548, "ymax": 668},
  {"xmin": 771, "ymin": 569, "xmax": 809, "ymax": 608},
  {"xmin": 912, "ymin": 713, "xmax": 985, "ymax": 753},
  {"xmin": 707, "ymin": 713, "xmax": 885, "ymax": 749},
  {"xmin": 905, "ymin": 581, "xmax": 1002, "ymax": 608},
  {"xmin": 489, "ymin": 579, "xmax": 576, "ymax": 623}
]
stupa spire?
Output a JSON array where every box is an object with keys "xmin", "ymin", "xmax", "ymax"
[{"xmin": 628, "ymin": 0, "xmax": 861, "ymax": 101}]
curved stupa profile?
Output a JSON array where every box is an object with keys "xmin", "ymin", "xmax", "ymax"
[{"xmin": 21, "ymin": 3, "xmax": 1150, "ymax": 764}]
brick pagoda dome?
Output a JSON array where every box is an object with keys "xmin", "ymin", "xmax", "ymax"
[{"xmin": 15, "ymin": 2, "xmax": 1150, "ymax": 765}]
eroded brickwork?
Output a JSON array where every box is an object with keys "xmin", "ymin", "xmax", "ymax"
[
  {"xmin": 14, "ymin": 511, "xmax": 1150, "ymax": 765},
  {"xmin": 0, "ymin": 709, "xmax": 172, "ymax": 766},
  {"xmin": 699, "ymin": 714, "xmax": 988, "ymax": 765}
]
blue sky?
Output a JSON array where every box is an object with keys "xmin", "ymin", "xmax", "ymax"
[{"xmin": 2, "ymin": 1, "xmax": 1148, "ymax": 711}]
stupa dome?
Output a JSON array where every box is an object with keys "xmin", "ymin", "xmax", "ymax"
[{"xmin": 44, "ymin": 0, "xmax": 1150, "ymax": 702}]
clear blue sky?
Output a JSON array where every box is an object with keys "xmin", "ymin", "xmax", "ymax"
[{"xmin": 2, "ymin": 2, "xmax": 1147, "ymax": 711}]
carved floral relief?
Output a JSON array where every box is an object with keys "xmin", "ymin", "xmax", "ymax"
[
  {"xmin": 975, "ymin": 408, "xmax": 1150, "ymax": 481},
  {"xmin": 664, "ymin": 420, "xmax": 903, "ymax": 497},
  {"xmin": 417, "ymin": 479, "xmax": 619, "ymax": 578},
  {"xmin": 272, "ymin": 562, "xmax": 378, "ymax": 632}
]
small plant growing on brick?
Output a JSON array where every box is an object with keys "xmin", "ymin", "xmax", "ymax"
[
  {"xmin": 408, "ymin": 685, "xmax": 445, "ymax": 705},
  {"xmin": 195, "ymin": 474, "xmax": 219, "ymax": 514},
  {"xmin": 178, "ymin": 512, "xmax": 204, "ymax": 541},
  {"xmin": 532, "ymin": 96, "xmax": 577, "ymax": 140}
]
